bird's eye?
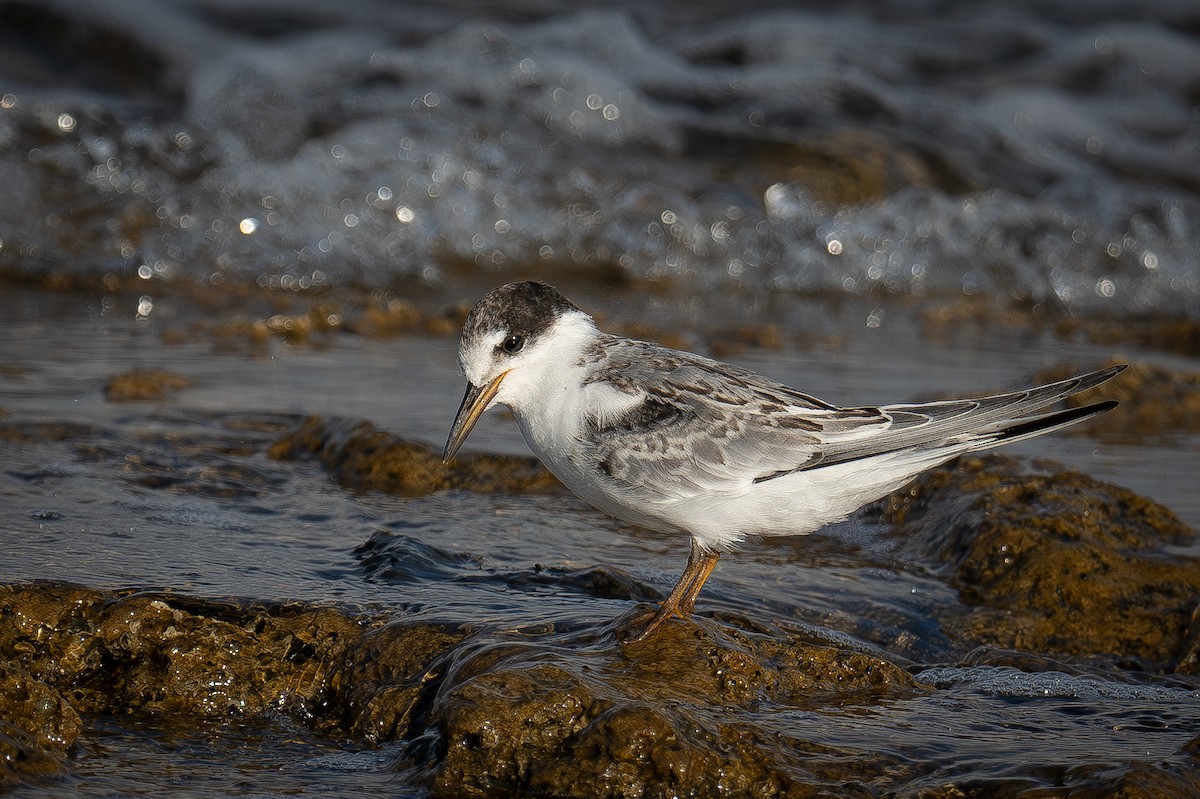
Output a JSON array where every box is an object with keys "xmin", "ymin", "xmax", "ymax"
[{"xmin": 501, "ymin": 334, "xmax": 525, "ymax": 354}]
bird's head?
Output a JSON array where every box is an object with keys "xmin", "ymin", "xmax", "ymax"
[{"xmin": 442, "ymin": 281, "xmax": 590, "ymax": 463}]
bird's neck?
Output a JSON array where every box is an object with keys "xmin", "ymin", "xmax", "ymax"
[{"xmin": 508, "ymin": 314, "xmax": 603, "ymax": 456}]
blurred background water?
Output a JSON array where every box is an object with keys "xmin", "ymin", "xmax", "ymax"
[
  {"xmin": 1, "ymin": 0, "xmax": 1199, "ymax": 796},
  {"xmin": 1, "ymin": 0, "xmax": 1197, "ymax": 313}
]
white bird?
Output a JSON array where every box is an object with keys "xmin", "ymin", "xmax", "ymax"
[{"xmin": 443, "ymin": 281, "xmax": 1125, "ymax": 639}]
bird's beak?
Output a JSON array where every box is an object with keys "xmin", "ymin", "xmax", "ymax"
[{"xmin": 442, "ymin": 371, "xmax": 509, "ymax": 463}]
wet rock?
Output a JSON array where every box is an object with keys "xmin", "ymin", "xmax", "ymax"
[
  {"xmin": 269, "ymin": 416, "xmax": 560, "ymax": 496},
  {"xmin": 0, "ymin": 420, "xmax": 96, "ymax": 442},
  {"xmin": 0, "ymin": 582, "xmax": 108, "ymax": 685},
  {"xmin": 104, "ymin": 368, "xmax": 190, "ymax": 401},
  {"xmin": 0, "ymin": 580, "xmax": 921, "ymax": 795},
  {"xmin": 918, "ymin": 296, "xmax": 1053, "ymax": 339},
  {"xmin": 73, "ymin": 416, "xmax": 287, "ymax": 499},
  {"xmin": 8, "ymin": 564, "xmax": 1195, "ymax": 796},
  {"xmin": 355, "ymin": 531, "xmax": 483, "ymax": 583},
  {"xmin": 0, "ymin": 584, "xmax": 100, "ymax": 786},
  {"xmin": 88, "ymin": 596, "xmax": 363, "ymax": 718},
  {"xmin": 0, "ymin": 583, "xmax": 365, "ymax": 720},
  {"xmin": 427, "ymin": 614, "xmax": 917, "ymax": 798},
  {"xmin": 354, "ymin": 530, "xmax": 662, "ymax": 609},
  {"xmin": 476, "ymin": 563, "xmax": 663, "ymax": 604},
  {"xmin": 207, "ymin": 316, "xmax": 276, "ymax": 351},
  {"xmin": 707, "ymin": 323, "xmax": 785, "ymax": 358},
  {"xmin": 149, "ymin": 286, "xmax": 467, "ymax": 350},
  {"xmin": 1079, "ymin": 316, "xmax": 1200, "ymax": 358},
  {"xmin": 607, "ymin": 319, "xmax": 692, "ymax": 352},
  {"xmin": 875, "ymin": 455, "xmax": 1200, "ymax": 671},
  {"xmin": 348, "ymin": 296, "xmax": 424, "ymax": 338},
  {"xmin": 342, "ymin": 619, "xmax": 470, "ymax": 743},
  {"xmin": 920, "ymin": 302, "xmax": 1200, "ymax": 362},
  {"xmin": 260, "ymin": 310, "xmax": 339, "ymax": 344},
  {"xmin": 726, "ymin": 130, "xmax": 967, "ymax": 207},
  {"xmin": 0, "ymin": 663, "xmax": 83, "ymax": 788}
]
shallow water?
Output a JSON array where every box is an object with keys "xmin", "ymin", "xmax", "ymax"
[
  {"xmin": 3, "ymin": 283, "xmax": 1199, "ymax": 795},
  {"xmin": 30, "ymin": 717, "xmax": 413, "ymax": 799}
]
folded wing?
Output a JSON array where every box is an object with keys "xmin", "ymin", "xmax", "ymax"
[{"xmin": 581, "ymin": 340, "xmax": 1123, "ymax": 502}]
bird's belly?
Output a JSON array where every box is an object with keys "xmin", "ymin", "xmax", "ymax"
[
  {"xmin": 669, "ymin": 451, "xmax": 952, "ymax": 546},
  {"xmin": 516, "ymin": 412, "xmax": 939, "ymax": 549},
  {"xmin": 517, "ymin": 439, "xmax": 678, "ymax": 536},
  {"xmin": 520, "ymin": 431, "xmax": 834, "ymax": 547},
  {"xmin": 543, "ymin": 451, "xmax": 687, "ymax": 535}
]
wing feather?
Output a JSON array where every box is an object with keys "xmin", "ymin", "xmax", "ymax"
[
  {"xmin": 578, "ymin": 338, "xmax": 882, "ymax": 498},
  {"xmin": 576, "ymin": 337, "xmax": 1123, "ymax": 502}
]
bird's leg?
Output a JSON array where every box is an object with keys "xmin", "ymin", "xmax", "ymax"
[
  {"xmin": 627, "ymin": 539, "xmax": 720, "ymax": 642},
  {"xmin": 677, "ymin": 544, "xmax": 720, "ymax": 616}
]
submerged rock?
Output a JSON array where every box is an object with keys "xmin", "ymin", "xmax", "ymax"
[
  {"xmin": 876, "ymin": 455, "xmax": 1200, "ymax": 672},
  {"xmin": 1079, "ymin": 316, "xmax": 1200, "ymax": 359},
  {"xmin": 0, "ymin": 420, "xmax": 97, "ymax": 443},
  {"xmin": 104, "ymin": 368, "xmax": 190, "ymax": 401}
]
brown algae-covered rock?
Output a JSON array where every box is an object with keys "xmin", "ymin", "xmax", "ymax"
[
  {"xmin": 0, "ymin": 583, "xmax": 365, "ymax": 720},
  {"xmin": 0, "ymin": 664, "xmax": 83, "ymax": 788},
  {"xmin": 877, "ymin": 455, "xmax": 1200, "ymax": 670},
  {"xmin": 2, "ymin": 447, "xmax": 1195, "ymax": 794},
  {"xmin": 0, "ymin": 582, "xmax": 108, "ymax": 685},
  {"xmin": 1079, "ymin": 316, "xmax": 1200, "ymax": 358},
  {"xmin": 85, "ymin": 596, "xmax": 363, "ymax": 718},
  {"xmin": 0, "ymin": 584, "xmax": 101, "ymax": 785},
  {"xmin": 0, "ymin": 581, "xmax": 918, "ymax": 796},
  {"xmin": 104, "ymin": 368, "xmax": 190, "ymax": 401},
  {"xmin": 429, "ymin": 615, "xmax": 917, "ymax": 798},
  {"xmin": 0, "ymin": 420, "xmax": 98, "ymax": 443},
  {"xmin": 740, "ymin": 130, "xmax": 963, "ymax": 206},
  {"xmin": 342, "ymin": 619, "xmax": 471, "ymax": 743},
  {"xmin": 269, "ymin": 416, "xmax": 560, "ymax": 496}
]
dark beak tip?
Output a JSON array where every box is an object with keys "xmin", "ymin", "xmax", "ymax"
[
  {"xmin": 441, "ymin": 434, "xmax": 461, "ymax": 465},
  {"xmin": 442, "ymin": 373, "xmax": 503, "ymax": 469}
]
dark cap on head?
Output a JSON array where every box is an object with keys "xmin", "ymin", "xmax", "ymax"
[{"xmin": 462, "ymin": 281, "xmax": 582, "ymax": 344}]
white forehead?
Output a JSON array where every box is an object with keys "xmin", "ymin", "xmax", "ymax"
[{"xmin": 458, "ymin": 328, "xmax": 508, "ymax": 385}]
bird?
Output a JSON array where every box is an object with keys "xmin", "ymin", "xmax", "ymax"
[{"xmin": 442, "ymin": 281, "xmax": 1126, "ymax": 640}]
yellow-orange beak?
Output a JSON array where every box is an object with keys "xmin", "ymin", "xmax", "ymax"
[{"xmin": 442, "ymin": 371, "xmax": 508, "ymax": 463}]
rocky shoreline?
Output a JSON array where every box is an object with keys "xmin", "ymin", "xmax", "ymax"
[{"xmin": 4, "ymin": 449, "xmax": 1197, "ymax": 796}]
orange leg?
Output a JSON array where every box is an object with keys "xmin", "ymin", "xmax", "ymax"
[
  {"xmin": 678, "ymin": 545, "xmax": 719, "ymax": 615},
  {"xmin": 627, "ymin": 539, "xmax": 720, "ymax": 642}
]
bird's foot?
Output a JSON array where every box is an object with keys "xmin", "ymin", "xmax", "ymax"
[{"xmin": 618, "ymin": 603, "xmax": 686, "ymax": 644}]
